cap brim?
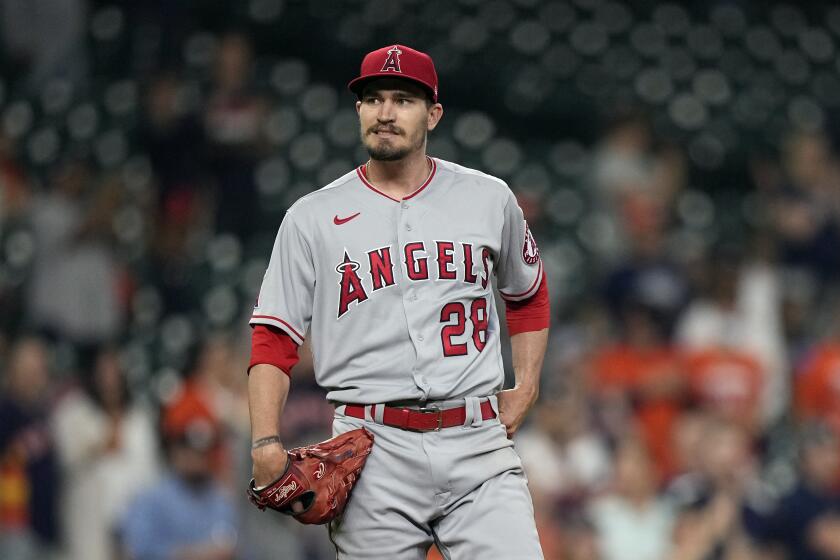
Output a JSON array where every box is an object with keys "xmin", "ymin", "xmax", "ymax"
[{"xmin": 348, "ymin": 74, "xmax": 436, "ymax": 102}]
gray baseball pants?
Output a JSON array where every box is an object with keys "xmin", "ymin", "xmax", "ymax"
[{"xmin": 328, "ymin": 396, "xmax": 544, "ymax": 560}]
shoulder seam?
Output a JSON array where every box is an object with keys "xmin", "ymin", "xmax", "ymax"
[
  {"xmin": 287, "ymin": 169, "xmax": 359, "ymax": 212},
  {"xmin": 435, "ymin": 158, "xmax": 509, "ymax": 189}
]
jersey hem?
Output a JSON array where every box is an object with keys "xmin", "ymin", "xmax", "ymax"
[
  {"xmin": 249, "ymin": 315, "xmax": 305, "ymax": 345},
  {"xmin": 499, "ymin": 260, "xmax": 544, "ymax": 302}
]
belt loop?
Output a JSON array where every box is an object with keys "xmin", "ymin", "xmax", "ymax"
[
  {"xmin": 488, "ymin": 394, "xmax": 500, "ymax": 417},
  {"xmin": 462, "ymin": 397, "xmax": 475, "ymax": 427},
  {"xmin": 373, "ymin": 404, "xmax": 385, "ymax": 425},
  {"xmin": 364, "ymin": 405, "xmax": 374, "ymax": 423},
  {"xmin": 473, "ymin": 397, "xmax": 485, "ymax": 427}
]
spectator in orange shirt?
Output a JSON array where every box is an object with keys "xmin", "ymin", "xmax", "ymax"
[
  {"xmin": 676, "ymin": 245, "xmax": 787, "ymax": 427},
  {"xmin": 684, "ymin": 347, "xmax": 764, "ymax": 435},
  {"xmin": 589, "ymin": 304, "xmax": 687, "ymax": 478},
  {"xmin": 795, "ymin": 316, "xmax": 840, "ymax": 435},
  {"xmin": 160, "ymin": 333, "xmax": 254, "ymax": 486},
  {"xmin": 160, "ymin": 343, "xmax": 226, "ymax": 482}
]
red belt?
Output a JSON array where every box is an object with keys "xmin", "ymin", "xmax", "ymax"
[{"xmin": 343, "ymin": 401, "xmax": 497, "ymax": 432}]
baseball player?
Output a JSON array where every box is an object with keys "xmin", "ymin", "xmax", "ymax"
[{"xmin": 248, "ymin": 44, "xmax": 550, "ymax": 559}]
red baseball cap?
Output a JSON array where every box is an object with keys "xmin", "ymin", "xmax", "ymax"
[{"xmin": 348, "ymin": 44, "xmax": 439, "ymax": 103}]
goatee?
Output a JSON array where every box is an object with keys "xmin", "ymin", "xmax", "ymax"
[{"xmin": 366, "ymin": 144, "xmax": 412, "ymax": 161}]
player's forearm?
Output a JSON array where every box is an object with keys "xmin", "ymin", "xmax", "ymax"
[
  {"xmin": 498, "ymin": 328, "xmax": 549, "ymax": 437},
  {"xmin": 249, "ymin": 364, "xmax": 292, "ymax": 486},
  {"xmin": 509, "ymin": 328, "xmax": 549, "ymax": 398},
  {"xmin": 248, "ymin": 363, "xmax": 291, "ymax": 441}
]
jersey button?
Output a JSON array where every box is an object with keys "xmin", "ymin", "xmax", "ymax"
[
  {"xmin": 401, "ymin": 201, "xmax": 409, "ymax": 209},
  {"xmin": 418, "ymin": 334, "xmax": 424, "ymax": 341},
  {"xmin": 406, "ymin": 224, "xmax": 412, "ymax": 231}
]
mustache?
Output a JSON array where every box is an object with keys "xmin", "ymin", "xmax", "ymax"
[{"xmin": 367, "ymin": 125, "xmax": 402, "ymax": 135}]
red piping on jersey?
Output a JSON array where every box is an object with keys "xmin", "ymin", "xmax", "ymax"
[
  {"xmin": 250, "ymin": 315, "xmax": 305, "ymax": 342},
  {"xmin": 356, "ymin": 157, "xmax": 437, "ymax": 202},
  {"xmin": 499, "ymin": 260, "xmax": 543, "ymax": 300},
  {"xmin": 403, "ymin": 158, "xmax": 437, "ymax": 200}
]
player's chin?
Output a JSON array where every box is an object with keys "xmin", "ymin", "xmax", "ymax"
[{"xmin": 366, "ymin": 143, "xmax": 409, "ymax": 162}]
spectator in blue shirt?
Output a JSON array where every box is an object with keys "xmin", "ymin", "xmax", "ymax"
[
  {"xmin": 0, "ymin": 336, "xmax": 60, "ymax": 560},
  {"xmin": 120, "ymin": 417, "xmax": 239, "ymax": 560},
  {"xmin": 758, "ymin": 422, "xmax": 840, "ymax": 560}
]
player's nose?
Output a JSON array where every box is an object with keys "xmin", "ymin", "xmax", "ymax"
[{"xmin": 376, "ymin": 99, "xmax": 397, "ymax": 121}]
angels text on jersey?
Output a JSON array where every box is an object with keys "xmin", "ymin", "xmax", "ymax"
[{"xmin": 336, "ymin": 241, "xmax": 490, "ymax": 319}]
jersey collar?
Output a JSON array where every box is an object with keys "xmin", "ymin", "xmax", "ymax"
[{"xmin": 356, "ymin": 156, "xmax": 437, "ymax": 202}]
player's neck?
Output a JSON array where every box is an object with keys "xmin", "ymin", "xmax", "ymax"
[{"xmin": 365, "ymin": 151, "xmax": 432, "ymax": 199}]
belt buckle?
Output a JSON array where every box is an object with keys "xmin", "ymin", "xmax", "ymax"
[{"xmin": 417, "ymin": 407, "xmax": 443, "ymax": 431}]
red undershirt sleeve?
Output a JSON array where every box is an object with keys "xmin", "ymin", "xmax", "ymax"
[
  {"xmin": 249, "ymin": 324, "xmax": 301, "ymax": 377},
  {"xmin": 504, "ymin": 272, "xmax": 550, "ymax": 336}
]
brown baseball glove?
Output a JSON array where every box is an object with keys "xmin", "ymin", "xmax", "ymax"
[{"xmin": 247, "ymin": 427, "xmax": 374, "ymax": 524}]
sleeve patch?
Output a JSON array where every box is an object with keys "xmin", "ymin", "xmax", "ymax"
[{"xmin": 523, "ymin": 222, "xmax": 540, "ymax": 265}]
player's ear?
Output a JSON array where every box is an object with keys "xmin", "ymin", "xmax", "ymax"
[
  {"xmin": 355, "ymin": 100, "xmax": 362, "ymax": 115},
  {"xmin": 427, "ymin": 103, "xmax": 443, "ymax": 131}
]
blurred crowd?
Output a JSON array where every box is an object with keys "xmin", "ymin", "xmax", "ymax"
[{"xmin": 2, "ymin": 1, "xmax": 840, "ymax": 560}]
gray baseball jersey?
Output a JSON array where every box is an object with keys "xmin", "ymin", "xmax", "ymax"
[{"xmin": 251, "ymin": 157, "xmax": 543, "ymax": 404}]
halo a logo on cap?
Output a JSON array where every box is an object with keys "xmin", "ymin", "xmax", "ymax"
[{"xmin": 381, "ymin": 46, "xmax": 403, "ymax": 73}]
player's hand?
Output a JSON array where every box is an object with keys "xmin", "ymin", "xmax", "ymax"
[
  {"xmin": 251, "ymin": 442, "xmax": 289, "ymax": 488},
  {"xmin": 251, "ymin": 443, "xmax": 307, "ymax": 514},
  {"xmin": 497, "ymin": 384, "xmax": 538, "ymax": 438}
]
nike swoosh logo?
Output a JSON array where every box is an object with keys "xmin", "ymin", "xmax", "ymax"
[{"xmin": 334, "ymin": 213, "xmax": 361, "ymax": 225}]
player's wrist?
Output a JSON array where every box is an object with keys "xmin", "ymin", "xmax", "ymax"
[
  {"xmin": 252, "ymin": 443, "xmax": 286, "ymax": 456},
  {"xmin": 251, "ymin": 434, "xmax": 282, "ymax": 450},
  {"xmin": 251, "ymin": 437, "xmax": 287, "ymax": 462},
  {"xmin": 512, "ymin": 381, "xmax": 539, "ymax": 401},
  {"xmin": 251, "ymin": 445, "xmax": 289, "ymax": 488}
]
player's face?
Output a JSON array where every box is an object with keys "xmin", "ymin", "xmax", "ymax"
[{"xmin": 357, "ymin": 81, "xmax": 442, "ymax": 161}]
